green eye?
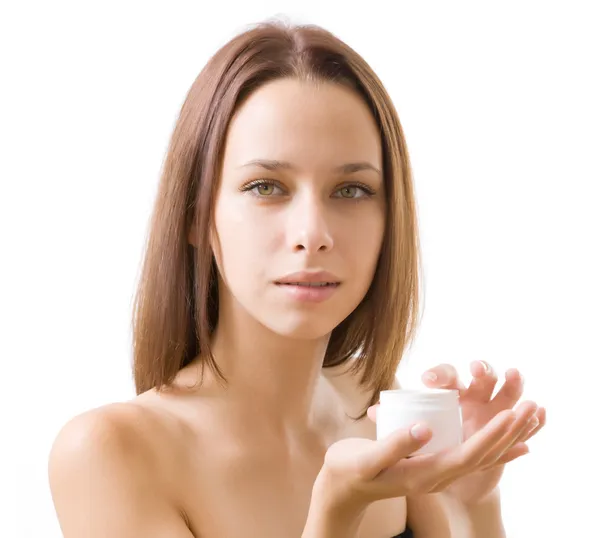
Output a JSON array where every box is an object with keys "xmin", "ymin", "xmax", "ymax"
[
  {"xmin": 333, "ymin": 183, "xmax": 375, "ymax": 199},
  {"xmin": 339, "ymin": 186, "xmax": 358, "ymax": 198},
  {"xmin": 256, "ymin": 183, "xmax": 275, "ymax": 196}
]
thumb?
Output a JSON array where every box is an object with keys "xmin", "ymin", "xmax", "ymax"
[
  {"xmin": 357, "ymin": 424, "xmax": 432, "ymax": 480},
  {"xmin": 367, "ymin": 403, "xmax": 379, "ymax": 423}
]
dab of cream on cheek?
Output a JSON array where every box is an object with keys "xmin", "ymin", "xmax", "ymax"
[{"xmin": 376, "ymin": 389, "xmax": 464, "ymax": 456}]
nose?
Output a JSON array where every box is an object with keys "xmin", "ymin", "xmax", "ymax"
[{"xmin": 287, "ymin": 194, "xmax": 334, "ymax": 254}]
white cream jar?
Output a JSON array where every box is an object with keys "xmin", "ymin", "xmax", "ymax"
[{"xmin": 376, "ymin": 388, "xmax": 464, "ymax": 456}]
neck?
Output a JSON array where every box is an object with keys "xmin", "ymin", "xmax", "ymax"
[{"xmin": 206, "ymin": 295, "xmax": 331, "ymax": 436}]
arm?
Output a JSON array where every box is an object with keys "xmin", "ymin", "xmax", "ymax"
[
  {"xmin": 301, "ymin": 469, "xmax": 369, "ymax": 538},
  {"xmin": 446, "ymin": 488, "xmax": 506, "ymax": 538},
  {"xmin": 48, "ymin": 405, "xmax": 194, "ymax": 538},
  {"xmin": 407, "ymin": 490, "xmax": 505, "ymax": 538},
  {"xmin": 301, "ymin": 498, "xmax": 366, "ymax": 538}
]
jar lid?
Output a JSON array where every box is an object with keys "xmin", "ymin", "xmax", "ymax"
[{"xmin": 380, "ymin": 388, "xmax": 459, "ymax": 405}]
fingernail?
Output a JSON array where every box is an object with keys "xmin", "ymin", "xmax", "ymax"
[
  {"xmin": 529, "ymin": 417, "xmax": 539, "ymax": 429},
  {"xmin": 424, "ymin": 372, "xmax": 437, "ymax": 382},
  {"xmin": 410, "ymin": 423, "xmax": 430, "ymax": 440},
  {"xmin": 507, "ymin": 368, "xmax": 522, "ymax": 383},
  {"xmin": 479, "ymin": 360, "xmax": 490, "ymax": 373}
]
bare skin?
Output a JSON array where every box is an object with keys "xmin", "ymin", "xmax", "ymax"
[
  {"xmin": 48, "ymin": 357, "xmax": 545, "ymax": 538},
  {"xmin": 48, "ymin": 79, "xmax": 546, "ymax": 537},
  {"xmin": 142, "ymin": 360, "xmax": 407, "ymax": 538},
  {"xmin": 49, "ymin": 358, "xmax": 409, "ymax": 538},
  {"xmin": 49, "ymin": 78, "xmax": 403, "ymax": 538}
]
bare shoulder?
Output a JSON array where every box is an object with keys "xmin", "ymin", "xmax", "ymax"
[
  {"xmin": 48, "ymin": 402, "xmax": 193, "ymax": 538},
  {"xmin": 49, "ymin": 401, "xmax": 171, "ymax": 469},
  {"xmin": 52, "ymin": 402, "xmax": 145, "ymax": 447}
]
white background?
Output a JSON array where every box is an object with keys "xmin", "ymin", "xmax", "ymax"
[{"xmin": 2, "ymin": 1, "xmax": 598, "ymax": 537}]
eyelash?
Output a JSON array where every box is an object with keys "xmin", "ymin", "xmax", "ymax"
[{"xmin": 239, "ymin": 179, "xmax": 377, "ymax": 198}]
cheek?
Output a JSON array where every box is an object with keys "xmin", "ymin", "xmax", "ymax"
[
  {"xmin": 213, "ymin": 199, "xmax": 282, "ymax": 284},
  {"xmin": 341, "ymin": 208, "xmax": 385, "ymax": 271}
]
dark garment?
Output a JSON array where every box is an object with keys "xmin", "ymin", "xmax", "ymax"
[{"xmin": 392, "ymin": 527, "xmax": 413, "ymax": 538}]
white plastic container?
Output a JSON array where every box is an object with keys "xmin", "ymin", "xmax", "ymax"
[{"xmin": 376, "ymin": 388, "xmax": 463, "ymax": 456}]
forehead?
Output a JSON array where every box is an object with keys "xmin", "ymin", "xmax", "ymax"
[{"xmin": 222, "ymin": 78, "xmax": 382, "ymax": 171}]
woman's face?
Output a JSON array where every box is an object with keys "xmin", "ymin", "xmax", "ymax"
[{"xmin": 210, "ymin": 78, "xmax": 385, "ymax": 339}]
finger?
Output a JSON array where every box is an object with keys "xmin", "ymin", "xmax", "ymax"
[
  {"xmin": 483, "ymin": 442, "xmax": 530, "ymax": 468},
  {"xmin": 520, "ymin": 407, "xmax": 546, "ymax": 442},
  {"xmin": 409, "ymin": 409, "xmax": 517, "ymax": 484},
  {"xmin": 464, "ymin": 360, "xmax": 498, "ymax": 402},
  {"xmin": 447, "ymin": 409, "xmax": 517, "ymax": 468},
  {"xmin": 516, "ymin": 415, "xmax": 539, "ymax": 444},
  {"xmin": 421, "ymin": 364, "xmax": 467, "ymax": 395},
  {"xmin": 536, "ymin": 406, "xmax": 547, "ymax": 425},
  {"xmin": 479, "ymin": 401, "xmax": 538, "ymax": 466},
  {"xmin": 358, "ymin": 424, "xmax": 432, "ymax": 481},
  {"xmin": 491, "ymin": 368, "xmax": 524, "ymax": 410},
  {"xmin": 367, "ymin": 404, "xmax": 379, "ymax": 423}
]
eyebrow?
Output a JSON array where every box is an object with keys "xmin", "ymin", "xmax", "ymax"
[{"xmin": 238, "ymin": 159, "xmax": 381, "ymax": 176}]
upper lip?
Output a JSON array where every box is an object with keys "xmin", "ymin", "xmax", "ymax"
[{"xmin": 275, "ymin": 271, "xmax": 341, "ymax": 284}]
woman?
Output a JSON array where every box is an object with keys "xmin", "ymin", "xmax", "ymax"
[{"xmin": 48, "ymin": 20, "xmax": 546, "ymax": 537}]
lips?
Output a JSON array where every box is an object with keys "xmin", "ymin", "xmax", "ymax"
[
  {"xmin": 275, "ymin": 270, "xmax": 341, "ymax": 286},
  {"xmin": 277, "ymin": 282, "xmax": 339, "ymax": 288},
  {"xmin": 274, "ymin": 278, "xmax": 340, "ymax": 303}
]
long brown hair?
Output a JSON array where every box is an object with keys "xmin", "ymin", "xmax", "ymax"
[{"xmin": 131, "ymin": 19, "xmax": 423, "ymax": 420}]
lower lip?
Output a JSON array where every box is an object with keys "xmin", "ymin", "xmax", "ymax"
[{"xmin": 275, "ymin": 283, "xmax": 340, "ymax": 303}]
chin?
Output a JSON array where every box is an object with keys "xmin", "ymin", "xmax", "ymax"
[{"xmin": 261, "ymin": 312, "xmax": 341, "ymax": 341}]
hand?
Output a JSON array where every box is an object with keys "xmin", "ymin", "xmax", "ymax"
[
  {"xmin": 315, "ymin": 402, "xmax": 533, "ymax": 515},
  {"xmin": 417, "ymin": 361, "xmax": 546, "ymax": 505}
]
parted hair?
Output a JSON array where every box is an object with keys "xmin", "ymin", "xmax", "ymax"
[{"xmin": 131, "ymin": 20, "xmax": 423, "ymax": 420}]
